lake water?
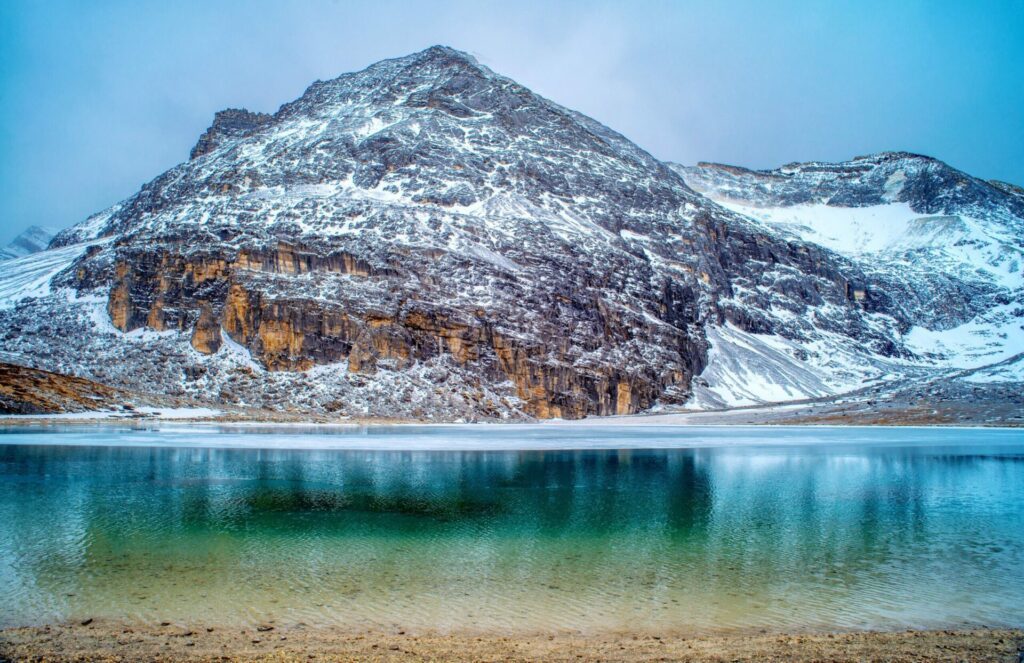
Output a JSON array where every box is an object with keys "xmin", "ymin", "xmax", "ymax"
[{"xmin": 1, "ymin": 425, "xmax": 1022, "ymax": 634}]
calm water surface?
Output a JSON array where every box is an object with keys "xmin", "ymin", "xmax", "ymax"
[{"xmin": 1, "ymin": 425, "xmax": 1022, "ymax": 634}]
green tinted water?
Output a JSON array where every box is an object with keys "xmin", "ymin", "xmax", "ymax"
[{"xmin": 1, "ymin": 426, "xmax": 1022, "ymax": 633}]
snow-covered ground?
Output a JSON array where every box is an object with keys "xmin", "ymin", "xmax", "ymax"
[
  {"xmin": 904, "ymin": 303, "xmax": 1024, "ymax": 368},
  {"xmin": 711, "ymin": 199, "xmax": 1022, "ymax": 290},
  {"xmin": 685, "ymin": 324, "xmax": 883, "ymax": 409},
  {"xmin": 961, "ymin": 354, "xmax": 1024, "ymax": 383},
  {"xmin": 0, "ymin": 241, "xmax": 103, "ymax": 309},
  {"xmin": 0, "ymin": 407, "xmax": 221, "ymax": 421},
  {"xmin": 714, "ymin": 200, "xmax": 922, "ymax": 255}
]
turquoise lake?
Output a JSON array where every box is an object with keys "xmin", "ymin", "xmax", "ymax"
[{"xmin": 1, "ymin": 425, "xmax": 1022, "ymax": 634}]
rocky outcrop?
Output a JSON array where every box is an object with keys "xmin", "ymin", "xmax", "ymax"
[
  {"xmin": 189, "ymin": 304, "xmax": 222, "ymax": 354},
  {"xmin": 78, "ymin": 238, "xmax": 702, "ymax": 417},
  {"xmin": 0, "ymin": 361, "xmax": 127, "ymax": 414},
  {"xmin": 190, "ymin": 109, "xmax": 272, "ymax": 160}
]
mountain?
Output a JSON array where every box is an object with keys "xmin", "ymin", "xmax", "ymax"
[
  {"xmin": 673, "ymin": 154, "xmax": 1023, "ymax": 373},
  {"xmin": 0, "ymin": 47, "xmax": 1020, "ymax": 420},
  {"xmin": 0, "ymin": 226, "xmax": 57, "ymax": 261}
]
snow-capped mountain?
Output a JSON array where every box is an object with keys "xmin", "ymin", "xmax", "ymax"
[
  {"xmin": 0, "ymin": 226, "xmax": 57, "ymax": 261},
  {"xmin": 0, "ymin": 47, "xmax": 1020, "ymax": 419},
  {"xmin": 674, "ymin": 154, "xmax": 1023, "ymax": 379}
]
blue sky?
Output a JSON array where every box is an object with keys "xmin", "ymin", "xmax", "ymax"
[{"xmin": 1, "ymin": 0, "xmax": 1022, "ymax": 244}]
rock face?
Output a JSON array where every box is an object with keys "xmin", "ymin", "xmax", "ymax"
[
  {"xmin": 189, "ymin": 109, "xmax": 272, "ymax": 160},
  {"xmin": 2, "ymin": 47, "xmax": 1021, "ymax": 419},
  {"xmin": 0, "ymin": 226, "xmax": 56, "ymax": 261}
]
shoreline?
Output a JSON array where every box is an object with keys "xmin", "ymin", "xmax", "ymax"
[
  {"xmin": 3, "ymin": 356, "xmax": 1021, "ymax": 429},
  {"xmin": 2, "ymin": 621, "xmax": 1021, "ymax": 662},
  {"xmin": 2, "ymin": 413, "xmax": 1022, "ymax": 430},
  {"xmin": 1, "ymin": 420, "xmax": 1021, "ymax": 454}
]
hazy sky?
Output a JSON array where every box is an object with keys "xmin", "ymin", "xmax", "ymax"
[{"xmin": 1, "ymin": 0, "xmax": 1022, "ymax": 245}]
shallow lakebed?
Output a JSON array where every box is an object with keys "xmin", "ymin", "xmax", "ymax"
[{"xmin": 1, "ymin": 425, "xmax": 1022, "ymax": 634}]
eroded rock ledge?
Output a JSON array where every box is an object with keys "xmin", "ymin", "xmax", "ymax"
[{"xmin": 79, "ymin": 241, "xmax": 702, "ymax": 419}]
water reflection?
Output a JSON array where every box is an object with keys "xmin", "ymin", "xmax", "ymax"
[{"xmin": 1, "ymin": 440, "xmax": 1022, "ymax": 632}]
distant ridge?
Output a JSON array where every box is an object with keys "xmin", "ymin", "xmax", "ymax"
[{"xmin": 1, "ymin": 225, "xmax": 56, "ymax": 261}]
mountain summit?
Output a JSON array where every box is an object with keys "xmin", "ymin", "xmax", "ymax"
[{"xmin": 2, "ymin": 47, "xmax": 1021, "ymax": 419}]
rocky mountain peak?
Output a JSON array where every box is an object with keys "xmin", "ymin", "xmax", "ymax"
[
  {"xmin": 5, "ymin": 48, "xmax": 1021, "ymax": 422},
  {"xmin": 188, "ymin": 48, "xmax": 489, "ymax": 162},
  {"xmin": 405, "ymin": 44, "xmax": 481, "ymax": 69},
  {"xmin": 60, "ymin": 45, "xmax": 702, "ymax": 249},
  {"xmin": 276, "ymin": 45, "xmax": 500, "ymax": 120}
]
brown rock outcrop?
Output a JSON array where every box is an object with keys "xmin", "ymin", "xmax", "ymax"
[
  {"xmin": 190, "ymin": 304, "xmax": 222, "ymax": 354},
  {"xmin": 0, "ymin": 362, "xmax": 128, "ymax": 414},
  {"xmin": 75, "ymin": 239, "xmax": 700, "ymax": 418}
]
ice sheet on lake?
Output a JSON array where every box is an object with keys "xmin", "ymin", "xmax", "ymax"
[{"xmin": 1, "ymin": 424, "xmax": 1020, "ymax": 451}]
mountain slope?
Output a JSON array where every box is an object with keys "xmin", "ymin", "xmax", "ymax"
[
  {"xmin": 0, "ymin": 226, "xmax": 57, "ymax": 261},
  {"xmin": 0, "ymin": 361, "xmax": 130, "ymax": 415},
  {"xmin": 40, "ymin": 46, "xmax": 735, "ymax": 418},
  {"xmin": 0, "ymin": 48, "xmax": 1018, "ymax": 419},
  {"xmin": 673, "ymin": 153, "xmax": 1024, "ymax": 382}
]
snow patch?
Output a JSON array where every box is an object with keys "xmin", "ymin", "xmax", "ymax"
[
  {"xmin": 905, "ymin": 304, "xmax": 1024, "ymax": 367},
  {"xmin": 0, "ymin": 407, "xmax": 221, "ymax": 421},
  {"xmin": 711, "ymin": 199, "xmax": 1022, "ymax": 289},
  {"xmin": 688, "ymin": 324, "xmax": 879, "ymax": 409},
  {"xmin": 714, "ymin": 200, "xmax": 930, "ymax": 255}
]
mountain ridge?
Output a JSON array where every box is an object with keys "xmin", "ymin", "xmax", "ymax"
[{"xmin": 1, "ymin": 226, "xmax": 57, "ymax": 261}]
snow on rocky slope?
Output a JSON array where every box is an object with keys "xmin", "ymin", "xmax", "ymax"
[
  {"xmin": 0, "ymin": 226, "xmax": 57, "ymax": 261},
  {"xmin": 0, "ymin": 49, "xmax": 1020, "ymax": 418},
  {"xmin": 673, "ymin": 153, "xmax": 1024, "ymax": 407},
  {"xmin": 0, "ymin": 240, "xmax": 105, "ymax": 309}
]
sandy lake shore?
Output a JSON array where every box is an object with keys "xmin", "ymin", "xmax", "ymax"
[{"xmin": 1, "ymin": 621, "xmax": 1021, "ymax": 662}]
